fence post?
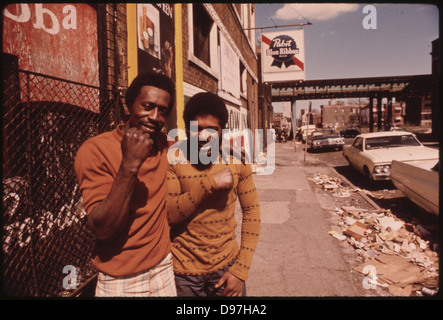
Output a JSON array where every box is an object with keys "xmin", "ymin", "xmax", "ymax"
[{"xmin": 25, "ymin": 73, "xmax": 40, "ymax": 296}]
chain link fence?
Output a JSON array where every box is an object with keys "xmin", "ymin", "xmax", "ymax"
[{"xmin": 2, "ymin": 66, "xmax": 124, "ymax": 297}]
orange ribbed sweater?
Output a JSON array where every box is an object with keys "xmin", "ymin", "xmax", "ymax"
[{"xmin": 74, "ymin": 124, "xmax": 171, "ymax": 277}]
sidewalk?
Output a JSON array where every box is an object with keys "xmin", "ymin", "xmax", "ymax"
[{"xmin": 241, "ymin": 141, "xmax": 369, "ymax": 297}]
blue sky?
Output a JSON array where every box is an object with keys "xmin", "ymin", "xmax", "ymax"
[
  {"xmin": 256, "ymin": 3, "xmax": 439, "ymax": 79},
  {"xmin": 255, "ymin": 3, "xmax": 439, "ymax": 112}
]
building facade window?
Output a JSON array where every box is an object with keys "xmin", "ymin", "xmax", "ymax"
[
  {"xmin": 188, "ymin": 4, "xmax": 218, "ymax": 77},
  {"xmin": 193, "ymin": 4, "xmax": 212, "ymax": 65},
  {"xmin": 240, "ymin": 63, "xmax": 247, "ymax": 96}
]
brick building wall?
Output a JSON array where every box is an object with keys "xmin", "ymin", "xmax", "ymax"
[
  {"xmin": 321, "ymin": 104, "xmax": 361, "ymax": 129},
  {"xmin": 211, "ymin": 3, "xmax": 259, "ymax": 132},
  {"xmin": 180, "ymin": 3, "xmax": 259, "ymax": 132},
  {"xmin": 98, "ymin": 3, "xmax": 128, "ymax": 92},
  {"xmin": 180, "ymin": 4, "xmax": 218, "ymax": 94}
]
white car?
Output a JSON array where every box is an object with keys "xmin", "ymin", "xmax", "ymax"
[
  {"xmin": 298, "ymin": 125, "xmax": 317, "ymax": 142},
  {"xmin": 342, "ymin": 131, "xmax": 439, "ymax": 181},
  {"xmin": 391, "ymin": 160, "xmax": 439, "ymax": 216}
]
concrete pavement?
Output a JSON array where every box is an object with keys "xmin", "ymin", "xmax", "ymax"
[{"xmin": 240, "ymin": 141, "xmax": 370, "ymax": 297}]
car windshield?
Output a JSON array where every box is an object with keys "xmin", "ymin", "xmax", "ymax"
[
  {"xmin": 365, "ymin": 135, "xmax": 421, "ymax": 150},
  {"xmin": 312, "ymin": 130, "xmax": 338, "ymax": 138}
]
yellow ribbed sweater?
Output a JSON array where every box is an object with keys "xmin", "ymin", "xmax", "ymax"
[{"xmin": 166, "ymin": 155, "xmax": 260, "ymax": 281}]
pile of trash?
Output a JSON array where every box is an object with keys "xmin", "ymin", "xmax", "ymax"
[
  {"xmin": 310, "ymin": 172, "xmax": 392, "ymax": 199},
  {"xmin": 310, "ymin": 173, "xmax": 353, "ymax": 197},
  {"xmin": 329, "ymin": 206, "xmax": 439, "ymax": 296},
  {"xmin": 309, "ymin": 173, "xmax": 439, "ymax": 296}
]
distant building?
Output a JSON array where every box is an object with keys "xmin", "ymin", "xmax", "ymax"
[
  {"xmin": 321, "ymin": 104, "xmax": 362, "ymax": 129},
  {"xmin": 299, "ymin": 108, "xmax": 321, "ymax": 128},
  {"xmin": 322, "ymin": 101, "xmax": 408, "ymax": 131},
  {"xmin": 419, "ymin": 95, "xmax": 432, "ymax": 127}
]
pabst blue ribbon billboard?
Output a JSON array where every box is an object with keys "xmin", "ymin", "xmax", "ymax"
[{"xmin": 261, "ymin": 29, "xmax": 305, "ymax": 82}]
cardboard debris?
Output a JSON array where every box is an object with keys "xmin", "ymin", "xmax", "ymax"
[
  {"xmin": 377, "ymin": 216, "xmax": 404, "ymax": 231},
  {"xmin": 328, "ymin": 199, "xmax": 438, "ymax": 296},
  {"xmin": 389, "ymin": 284, "xmax": 412, "ymax": 296},
  {"xmin": 420, "ymin": 287, "xmax": 438, "ymax": 296},
  {"xmin": 342, "ymin": 206, "xmax": 368, "ymax": 214},
  {"xmin": 355, "ymin": 254, "xmax": 423, "ymax": 295},
  {"xmin": 310, "ymin": 172, "xmax": 392, "ymax": 199},
  {"xmin": 313, "ymin": 172, "xmax": 439, "ymax": 296},
  {"xmin": 345, "ymin": 221, "xmax": 368, "ymax": 241},
  {"xmin": 310, "ymin": 173, "xmax": 353, "ymax": 197}
]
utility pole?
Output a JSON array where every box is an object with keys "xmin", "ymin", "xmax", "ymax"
[{"xmin": 304, "ymin": 101, "xmax": 312, "ymax": 163}]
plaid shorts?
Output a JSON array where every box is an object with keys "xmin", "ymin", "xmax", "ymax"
[{"xmin": 95, "ymin": 253, "xmax": 177, "ymax": 297}]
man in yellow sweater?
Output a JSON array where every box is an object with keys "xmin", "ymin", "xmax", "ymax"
[{"xmin": 166, "ymin": 92, "xmax": 261, "ymax": 297}]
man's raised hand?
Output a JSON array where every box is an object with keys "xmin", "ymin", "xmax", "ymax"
[{"xmin": 121, "ymin": 126, "xmax": 154, "ymax": 172}]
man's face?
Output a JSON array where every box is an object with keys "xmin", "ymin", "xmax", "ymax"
[
  {"xmin": 128, "ymin": 85, "xmax": 171, "ymax": 136},
  {"xmin": 188, "ymin": 114, "xmax": 222, "ymax": 157}
]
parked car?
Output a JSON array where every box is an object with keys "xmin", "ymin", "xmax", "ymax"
[
  {"xmin": 307, "ymin": 129, "xmax": 345, "ymax": 152},
  {"xmin": 342, "ymin": 131, "xmax": 439, "ymax": 181},
  {"xmin": 383, "ymin": 125, "xmax": 407, "ymax": 132},
  {"xmin": 298, "ymin": 125, "xmax": 317, "ymax": 142},
  {"xmin": 340, "ymin": 126, "xmax": 360, "ymax": 138},
  {"xmin": 391, "ymin": 160, "xmax": 439, "ymax": 216}
]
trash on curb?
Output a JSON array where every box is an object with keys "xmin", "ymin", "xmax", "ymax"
[
  {"xmin": 344, "ymin": 221, "xmax": 368, "ymax": 241},
  {"xmin": 309, "ymin": 173, "xmax": 353, "ymax": 198},
  {"xmin": 309, "ymin": 172, "xmax": 395, "ymax": 200},
  {"xmin": 354, "ymin": 254, "xmax": 438, "ymax": 296},
  {"xmin": 327, "ymin": 204, "xmax": 439, "ymax": 296},
  {"xmin": 328, "ymin": 230, "xmax": 347, "ymax": 241},
  {"xmin": 311, "ymin": 172, "xmax": 438, "ymax": 296}
]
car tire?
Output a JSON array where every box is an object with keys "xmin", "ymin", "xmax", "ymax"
[{"xmin": 363, "ymin": 166, "xmax": 372, "ymax": 180}]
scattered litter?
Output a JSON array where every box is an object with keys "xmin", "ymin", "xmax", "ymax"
[
  {"xmin": 344, "ymin": 216, "xmax": 357, "ymax": 226},
  {"xmin": 328, "ymin": 203, "xmax": 438, "ymax": 296},
  {"xmin": 420, "ymin": 287, "xmax": 438, "ymax": 296},
  {"xmin": 328, "ymin": 230, "xmax": 347, "ymax": 241},
  {"xmin": 389, "ymin": 284, "xmax": 412, "ymax": 296},
  {"xmin": 377, "ymin": 216, "xmax": 404, "ymax": 231},
  {"xmin": 344, "ymin": 221, "xmax": 368, "ymax": 241},
  {"xmin": 355, "ymin": 254, "xmax": 422, "ymax": 290},
  {"xmin": 417, "ymin": 225, "xmax": 431, "ymax": 237},
  {"xmin": 309, "ymin": 173, "xmax": 353, "ymax": 198},
  {"xmin": 312, "ymin": 172, "xmax": 438, "ymax": 296},
  {"xmin": 342, "ymin": 206, "xmax": 368, "ymax": 217},
  {"xmin": 309, "ymin": 172, "xmax": 390, "ymax": 199}
]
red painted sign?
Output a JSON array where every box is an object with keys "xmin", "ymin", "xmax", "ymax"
[
  {"xmin": 3, "ymin": 4, "xmax": 100, "ymax": 111},
  {"xmin": 3, "ymin": 3, "xmax": 99, "ymax": 86}
]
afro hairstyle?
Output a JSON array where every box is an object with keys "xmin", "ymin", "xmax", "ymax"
[
  {"xmin": 183, "ymin": 92, "xmax": 228, "ymax": 130},
  {"xmin": 125, "ymin": 71, "xmax": 176, "ymax": 111}
]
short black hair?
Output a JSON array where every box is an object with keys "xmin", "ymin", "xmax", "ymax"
[
  {"xmin": 183, "ymin": 92, "xmax": 228, "ymax": 130},
  {"xmin": 125, "ymin": 72, "xmax": 176, "ymax": 111}
]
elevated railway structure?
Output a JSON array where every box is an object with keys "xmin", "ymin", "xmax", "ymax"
[{"xmin": 271, "ymin": 74, "xmax": 432, "ymax": 131}]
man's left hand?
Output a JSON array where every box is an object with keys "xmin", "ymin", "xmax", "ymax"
[{"xmin": 214, "ymin": 271, "xmax": 245, "ymax": 296}]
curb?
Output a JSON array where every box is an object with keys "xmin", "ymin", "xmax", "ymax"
[{"xmin": 332, "ymin": 167, "xmax": 383, "ymax": 211}]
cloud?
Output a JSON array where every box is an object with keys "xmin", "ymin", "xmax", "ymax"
[
  {"xmin": 273, "ymin": 3, "xmax": 360, "ymax": 21},
  {"xmin": 320, "ymin": 31, "xmax": 336, "ymax": 38}
]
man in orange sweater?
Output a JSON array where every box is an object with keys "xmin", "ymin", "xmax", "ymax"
[
  {"xmin": 167, "ymin": 92, "xmax": 261, "ymax": 297},
  {"xmin": 74, "ymin": 72, "xmax": 176, "ymax": 297}
]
